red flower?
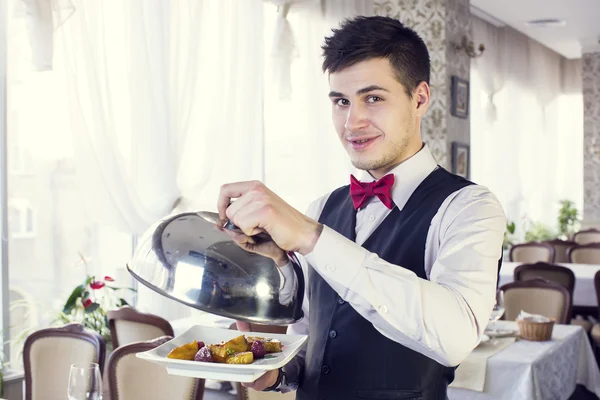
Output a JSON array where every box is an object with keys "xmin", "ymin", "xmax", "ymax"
[
  {"xmin": 90, "ymin": 281, "xmax": 105, "ymax": 290},
  {"xmin": 104, "ymin": 276, "xmax": 115, "ymax": 282},
  {"xmin": 83, "ymin": 298, "xmax": 93, "ymax": 308}
]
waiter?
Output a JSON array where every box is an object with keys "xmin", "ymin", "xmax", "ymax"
[{"xmin": 217, "ymin": 15, "xmax": 505, "ymax": 400}]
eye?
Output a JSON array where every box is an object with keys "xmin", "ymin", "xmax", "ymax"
[
  {"xmin": 335, "ymin": 98, "xmax": 350, "ymax": 106},
  {"xmin": 366, "ymin": 95, "xmax": 382, "ymax": 103}
]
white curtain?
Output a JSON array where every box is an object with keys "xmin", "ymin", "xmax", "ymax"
[
  {"xmin": 53, "ymin": 0, "xmax": 264, "ymax": 237},
  {"xmin": 471, "ymin": 16, "xmax": 505, "ymax": 122},
  {"xmin": 52, "ymin": 0, "xmax": 264, "ymax": 320},
  {"xmin": 470, "ymin": 16, "xmax": 583, "ymax": 240},
  {"xmin": 263, "ymin": 0, "xmax": 373, "ymax": 214}
]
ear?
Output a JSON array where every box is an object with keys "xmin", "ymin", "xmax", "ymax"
[{"xmin": 413, "ymin": 81, "xmax": 430, "ymax": 117}]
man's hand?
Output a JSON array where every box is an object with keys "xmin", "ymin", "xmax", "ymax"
[
  {"xmin": 218, "ymin": 226, "xmax": 289, "ymax": 266},
  {"xmin": 242, "ymin": 369, "xmax": 280, "ymax": 391},
  {"xmin": 235, "ymin": 321, "xmax": 281, "ymax": 391},
  {"xmin": 218, "ymin": 181, "xmax": 323, "ymax": 255}
]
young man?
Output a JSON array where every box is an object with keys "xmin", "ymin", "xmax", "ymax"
[{"xmin": 217, "ymin": 15, "xmax": 505, "ymax": 400}]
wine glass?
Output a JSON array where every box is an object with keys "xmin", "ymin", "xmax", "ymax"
[
  {"xmin": 68, "ymin": 363, "xmax": 102, "ymax": 400},
  {"xmin": 488, "ymin": 290, "xmax": 505, "ymax": 334}
]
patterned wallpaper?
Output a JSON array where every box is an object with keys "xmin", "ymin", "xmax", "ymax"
[
  {"xmin": 373, "ymin": 0, "xmax": 471, "ymax": 170},
  {"xmin": 583, "ymin": 52, "xmax": 600, "ymax": 225},
  {"xmin": 444, "ymin": 0, "xmax": 471, "ymax": 163}
]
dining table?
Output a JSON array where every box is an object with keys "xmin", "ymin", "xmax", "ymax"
[
  {"xmin": 499, "ymin": 261, "xmax": 600, "ymax": 307},
  {"xmin": 448, "ymin": 320, "xmax": 600, "ymax": 399}
]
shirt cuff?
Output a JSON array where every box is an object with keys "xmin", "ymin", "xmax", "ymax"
[{"xmin": 304, "ymin": 225, "xmax": 368, "ymax": 298}]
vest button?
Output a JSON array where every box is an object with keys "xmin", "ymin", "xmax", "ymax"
[
  {"xmin": 321, "ymin": 365, "xmax": 330, "ymax": 375},
  {"xmin": 328, "ymin": 330, "xmax": 337, "ymax": 339},
  {"xmin": 337, "ymin": 297, "xmax": 345, "ymax": 305}
]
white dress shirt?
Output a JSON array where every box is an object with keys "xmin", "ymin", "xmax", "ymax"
[{"xmin": 286, "ymin": 144, "xmax": 506, "ymax": 367}]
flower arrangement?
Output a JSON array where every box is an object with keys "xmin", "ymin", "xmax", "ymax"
[{"xmin": 54, "ymin": 254, "xmax": 135, "ymax": 344}]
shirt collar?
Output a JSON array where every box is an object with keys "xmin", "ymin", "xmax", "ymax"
[{"xmin": 359, "ymin": 143, "xmax": 438, "ymax": 211}]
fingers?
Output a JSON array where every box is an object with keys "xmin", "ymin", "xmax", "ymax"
[
  {"xmin": 221, "ymin": 228, "xmax": 256, "ymax": 245},
  {"xmin": 225, "ymin": 194, "xmax": 265, "ymax": 237},
  {"xmin": 217, "ymin": 181, "xmax": 261, "ymax": 220},
  {"xmin": 236, "ymin": 320, "xmax": 251, "ymax": 332},
  {"xmin": 240, "ymin": 370, "xmax": 279, "ymax": 391}
]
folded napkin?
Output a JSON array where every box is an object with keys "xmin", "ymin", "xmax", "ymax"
[
  {"xmin": 517, "ymin": 310, "xmax": 551, "ymax": 322},
  {"xmin": 450, "ymin": 336, "xmax": 516, "ymax": 392}
]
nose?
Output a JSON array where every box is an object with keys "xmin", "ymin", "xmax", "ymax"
[{"xmin": 344, "ymin": 104, "xmax": 369, "ymax": 132}]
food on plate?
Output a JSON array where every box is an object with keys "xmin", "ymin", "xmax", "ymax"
[
  {"xmin": 166, "ymin": 340, "xmax": 200, "ymax": 360},
  {"xmin": 194, "ymin": 346, "xmax": 213, "ymax": 362},
  {"xmin": 247, "ymin": 336, "xmax": 283, "ymax": 353},
  {"xmin": 225, "ymin": 351, "xmax": 254, "ymax": 364},
  {"xmin": 250, "ymin": 340, "xmax": 266, "ymax": 359},
  {"xmin": 166, "ymin": 334, "xmax": 283, "ymax": 365},
  {"xmin": 209, "ymin": 335, "xmax": 250, "ymax": 363}
]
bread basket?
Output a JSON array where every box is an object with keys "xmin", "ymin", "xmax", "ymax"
[{"xmin": 517, "ymin": 318, "xmax": 555, "ymax": 341}]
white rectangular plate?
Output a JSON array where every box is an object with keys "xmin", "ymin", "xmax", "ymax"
[{"xmin": 136, "ymin": 325, "xmax": 307, "ymax": 382}]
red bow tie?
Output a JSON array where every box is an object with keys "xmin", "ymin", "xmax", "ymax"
[{"xmin": 349, "ymin": 174, "xmax": 395, "ymax": 210}]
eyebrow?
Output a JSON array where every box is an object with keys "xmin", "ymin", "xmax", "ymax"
[{"xmin": 328, "ymin": 85, "xmax": 390, "ymax": 98}]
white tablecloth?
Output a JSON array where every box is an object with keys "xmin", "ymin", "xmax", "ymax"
[
  {"xmin": 448, "ymin": 321, "xmax": 600, "ymax": 400},
  {"xmin": 499, "ymin": 261, "xmax": 600, "ymax": 307}
]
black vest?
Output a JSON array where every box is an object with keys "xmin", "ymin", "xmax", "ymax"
[{"xmin": 297, "ymin": 167, "xmax": 474, "ymax": 400}]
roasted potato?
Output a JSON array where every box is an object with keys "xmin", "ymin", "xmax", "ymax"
[
  {"xmin": 209, "ymin": 335, "xmax": 249, "ymax": 363},
  {"xmin": 208, "ymin": 344, "xmax": 227, "ymax": 363},
  {"xmin": 246, "ymin": 336, "xmax": 282, "ymax": 353},
  {"xmin": 224, "ymin": 335, "xmax": 249, "ymax": 354},
  {"xmin": 167, "ymin": 340, "xmax": 199, "ymax": 360},
  {"xmin": 226, "ymin": 351, "xmax": 254, "ymax": 364}
]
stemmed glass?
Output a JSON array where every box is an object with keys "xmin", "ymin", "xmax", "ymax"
[
  {"xmin": 68, "ymin": 363, "xmax": 102, "ymax": 400},
  {"xmin": 488, "ymin": 290, "xmax": 505, "ymax": 334}
]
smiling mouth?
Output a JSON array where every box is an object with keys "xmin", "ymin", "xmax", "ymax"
[{"xmin": 347, "ymin": 136, "xmax": 379, "ymax": 149}]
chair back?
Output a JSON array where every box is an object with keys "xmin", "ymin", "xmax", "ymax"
[
  {"xmin": 107, "ymin": 336, "xmax": 204, "ymax": 400},
  {"xmin": 567, "ymin": 243, "xmax": 600, "ymax": 264},
  {"xmin": 230, "ymin": 323, "xmax": 296, "ymax": 400},
  {"xmin": 573, "ymin": 229, "xmax": 600, "ymax": 245},
  {"xmin": 513, "ymin": 262, "xmax": 575, "ymax": 295},
  {"xmin": 500, "ymin": 279, "xmax": 571, "ymax": 324},
  {"xmin": 509, "ymin": 242, "xmax": 555, "ymax": 264},
  {"xmin": 107, "ymin": 307, "xmax": 174, "ymax": 348},
  {"xmin": 543, "ymin": 240, "xmax": 577, "ymax": 263},
  {"xmin": 593, "ymin": 271, "xmax": 600, "ymax": 322},
  {"xmin": 23, "ymin": 323, "xmax": 105, "ymax": 400}
]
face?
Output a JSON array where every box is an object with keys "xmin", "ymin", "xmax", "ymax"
[{"xmin": 328, "ymin": 58, "xmax": 429, "ymax": 178}]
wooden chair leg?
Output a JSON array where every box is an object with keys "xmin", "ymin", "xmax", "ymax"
[{"xmin": 236, "ymin": 382, "xmax": 247, "ymax": 400}]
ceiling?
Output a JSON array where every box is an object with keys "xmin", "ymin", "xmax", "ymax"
[{"xmin": 470, "ymin": 0, "xmax": 600, "ymax": 59}]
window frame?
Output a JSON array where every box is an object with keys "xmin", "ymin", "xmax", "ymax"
[{"xmin": 1, "ymin": 0, "xmax": 11, "ymax": 364}]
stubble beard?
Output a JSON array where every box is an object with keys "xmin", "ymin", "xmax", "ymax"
[{"xmin": 350, "ymin": 136, "xmax": 409, "ymax": 172}]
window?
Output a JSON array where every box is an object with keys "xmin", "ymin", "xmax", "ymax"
[
  {"xmin": 7, "ymin": 198, "xmax": 35, "ymax": 238},
  {"xmin": 5, "ymin": 0, "xmax": 133, "ymax": 367}
]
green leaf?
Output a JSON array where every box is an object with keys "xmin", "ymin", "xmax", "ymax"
[
  {"xmin": 84, "ymin": 303, "xmax": 100, "ymax": 314},
  {"xmin": 119, "ymin": 298, "xmax": 130, "ymax": 307},
  {"xmin": 507, "ymin": 222, "xmax": 516, "ymax": 234},
  {"xmin": 63, "ymin": 284, "xmax": 86, "ymax": 314}
]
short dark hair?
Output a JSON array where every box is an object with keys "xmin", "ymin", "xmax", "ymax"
[{"xmin": 321, "ymin": 16, "xmax": 430, "ymax": 96}]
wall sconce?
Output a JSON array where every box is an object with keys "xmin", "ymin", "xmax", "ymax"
[{"xmin": 453, "ymin": 36, "xmax": 485, "ymax": 58}]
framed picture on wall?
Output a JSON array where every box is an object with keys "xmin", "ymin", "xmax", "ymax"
[
  {"xmin": 451, "ymin": 142, "xmax": 470, "ymax": 179},
  {"xmin": 451, "ymin": 76, "xmax": 469, "ymax": 119}
]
